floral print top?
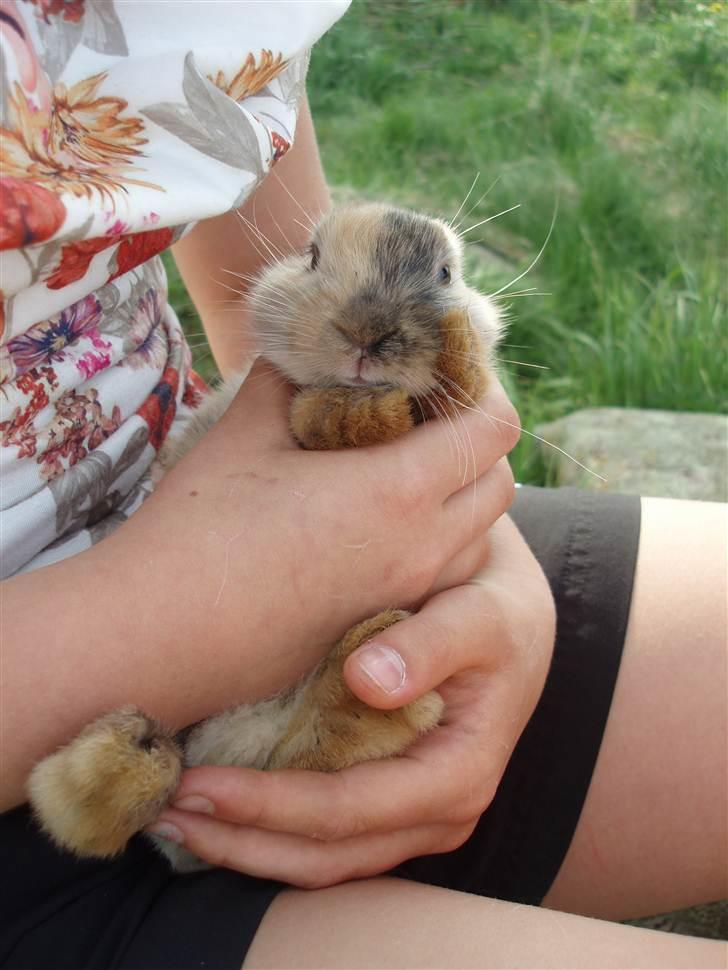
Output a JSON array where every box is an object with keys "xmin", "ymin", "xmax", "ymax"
[{"xmin": 0, "ymin": 0, "xmax": 348, "ymax": 578}]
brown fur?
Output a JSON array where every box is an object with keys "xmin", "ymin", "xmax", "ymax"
[
  {"xmin": 291, "ymin": 386, "xmax": 414, "ymax": 449},
  {"xmin": 268, "ymin": 610, "xmax": 444, "ymax": 771},
  {"xmin": 28, "ymin": 267, "xmax": 488, "ymax": 867},
  {"xmin": 291, "ymin": 308, "xmax": 486, "ymax": 448},
  {"xmin": 27, "ymin": 708, "xmax": 182, "ymax": 858}
]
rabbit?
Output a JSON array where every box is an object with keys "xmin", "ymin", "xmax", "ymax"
[{"xmin": 27, "ymin": 203, "xmax": 503, "ymax": 872}]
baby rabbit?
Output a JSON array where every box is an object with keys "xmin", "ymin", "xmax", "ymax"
[{"xmin": 28, "ymin": 203, "xmax": 502, "ymax": 872}]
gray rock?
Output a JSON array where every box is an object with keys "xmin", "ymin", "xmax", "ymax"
[
  {"xmin": 627, "ymin": 900, "xmax": 728, "ymax": 941},
  {"xmin": 536, "ymin": 408, "xmax": 727, "ymax": 502}
]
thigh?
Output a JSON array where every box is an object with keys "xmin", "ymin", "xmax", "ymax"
[
  {"xmin": 244, "ymin": 876, "xmax": 725, "ymax": 969},
  {"xmin": 544, "ymin": 497, "xmax": 728, "ymax": 920}
]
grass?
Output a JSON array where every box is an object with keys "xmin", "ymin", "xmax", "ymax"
[{"xmin": 166, "ymin": 0, "xmax": 727, "ymax": 483}]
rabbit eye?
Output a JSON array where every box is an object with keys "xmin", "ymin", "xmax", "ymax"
[
  {"xmin": 309, "ymin": 243, "xmax": 320, "ymax": 271},
  {"xmin": 438, "ymin": 265, "xmax": 451, "ymax": 284}
]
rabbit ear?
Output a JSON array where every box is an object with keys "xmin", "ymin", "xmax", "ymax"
[{"xmin": 418, "ymin": 308, "xmax": 489, "ymax": 420}]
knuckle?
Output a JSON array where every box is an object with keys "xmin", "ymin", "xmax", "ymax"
[
  {"xmin": 389, "ymin": 554, "xmax": 438, "ymax": 604},
  {"xmin": 296, "ymin": 862, "xmax": 343, "ymax": 891},
  {"xmin": 478, "ymin": 775, "xmax": 500, "ymax": 813},
  {"xmin": 492, "ymin": 458, "xmax": 516, "ymax": 512},
  {"xmin": 201, "ymin": 841, "xmax": 235, "ymax": 872},
  {"xmin": 294, "ymin": 872, "xmax": 324, "ymax": 890},
  {"xmin": 447, "ymin": 790, "xmax": 483, "ymax": 826},
  {"xmin": 388, "ymin": 469, "xmax": 428, "ymax": 521},
  {"xmin": 318, "ymin": 807, "xmax": 369, "ymax": 843},
  {"xmin": 498, "ymin": 402, "xmax": 521, "ymax": 452},
  {"xmin": 440, "ymin": 822, "xmax": 477, "ymax": 853},
  {"xmin": 451, "ymin": 769, "xmax": 499, "ymax": 823}
]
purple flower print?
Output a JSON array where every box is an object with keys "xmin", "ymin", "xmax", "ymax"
[
  {"xmin": 7, "ymin": 295, "xmax": 103, "ymax": 377},
  {"xmin": 125, "ymin": 288, "xmax": 167, "ymax": 371}
]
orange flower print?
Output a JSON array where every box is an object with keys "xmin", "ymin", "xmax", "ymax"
[
  {"xmin": 209, "ymin": 50, "xmax": 287, "ymax": 102},
  {"xmin": 0, "ymin": 177, "xmax": 67, "ymax": 250},
  {"xmin": 28, "ymin": 0, "xmax": 85, "ymax": 23},
  {"xmin": 0, "ymin": 72, "xmax": 162, "ymax": 206},
  {"xmin": 137, "ymin": 365, "xmax": 179, "ymax": 451},
  {"xmin": 45, "ymin": 235, "xmax": 117, "ymax": 288},
  {"xmin": 109, "ymin": 227, "xmax": 174, "ymax": 280}
]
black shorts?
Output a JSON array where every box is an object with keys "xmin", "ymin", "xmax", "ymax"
[{"xmin": 1, "ymin": 487, "xmax": 641, "ymax": 970}]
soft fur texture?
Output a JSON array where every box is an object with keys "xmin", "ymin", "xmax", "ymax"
[{"xmin": 28, "ymin": 204, "xmax": 493, "ymax": 872}]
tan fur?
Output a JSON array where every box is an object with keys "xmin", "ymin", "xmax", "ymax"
[
  {"xmin": 290, "ymin": 386, "xmax": 414, "ymax": 449},
  {"xmin": 290, "ymin": 309, "xmax": 486, "ymax": 449},
  {"xmin": 27, "ymin": 708, "xmax": 181, "ymax": 858},
  {"xmin": 268, "ymin": 610, "xmax": 444, "ymax": 771},
  {"xmin": 28, "ymin": 208, "xmax": 490, "ymax": 870},
  {"xmin": 423, "ymin": 306, "xmax": 489, "ymax": 416}
]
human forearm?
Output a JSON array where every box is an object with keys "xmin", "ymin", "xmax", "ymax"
[{"xmin": 2, "ymin": 402, "xmax": 317, "ymax": 811}]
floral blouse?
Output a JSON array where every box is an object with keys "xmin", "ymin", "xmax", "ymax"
[{"xmin": 0, "ymin": 0, "xmax": 348, "ymax": 578}]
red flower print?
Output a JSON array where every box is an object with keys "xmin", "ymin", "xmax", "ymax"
[
  {"xmin": 28, "ymin": 0, "xmax": 84, "ymax": 24},
  {"xmin": 182, "ymin": 369, "xmax": 210, "ymax": 410},
  {"xmin": 47, "ymin": 226, "xmax": 174, "ymax": 291},
  {"xmin": 110, "ymin": 227, "xmax": 174, "ymax": 281},
  {"xmin": 271, "ymin": 131, "xmax": 290, "ymax": 164},
  {"xmin": 0, "ymin": 403, "xmax": 39, "ymax": 459},
  {"xmin": 0, "ymin": 366, "xmax": 58, "ymax": 460},
  {"xmin": 42, "ymin": 388, "xmax": 121, "ymax": 479},
  {"xmin": 45, "ymin": 236, "xmax": 117, "ymax": 289},
  {"xmin": 137, "ymin": 366, "xmax": 179, "ymax": 451},
  {"xmin": 0, "ymin": 177, "xmax": 66, "ymax": 250},
  {"xmin": 16, "ymin": 365, "xmax": 59, "ymax": 396}
]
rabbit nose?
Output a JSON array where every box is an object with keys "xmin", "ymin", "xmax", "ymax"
[{"xmin": 334, "ymin": 323, "xmax": 380, "ymax": 354}]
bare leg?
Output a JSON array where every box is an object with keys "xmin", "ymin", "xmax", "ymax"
[
  {"xmin": 244, "ymin": 877, "xmax": 725, "ymax": 969},
  {"xmin": 544, "ymin": 498, "xmax": 727, "ymax": 919},
  {"xmin": 244, "ymin": 497, "xmax": 726, "ymax": 969}
]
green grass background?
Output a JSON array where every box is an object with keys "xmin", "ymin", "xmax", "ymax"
[{"xmin": 166, "ymin": 0, "xmax": 727, "ymax": 484}]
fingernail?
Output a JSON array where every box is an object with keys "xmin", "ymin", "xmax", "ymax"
[
  {"xmin": 354, "ymin": 643, "xmax": 406, "ymax": 693},
  {"xmin": 146, "ymin": 821, "xmax": 184, "ymax": 843},
  {"xmin": 173, "ymin": 795, "xmax": 215, "ymax": 815}
]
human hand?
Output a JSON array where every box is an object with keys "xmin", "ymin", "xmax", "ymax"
[
  {"xmin": 149, "ymin": 514, "xmax": 556, "ymax": 885},
  {"xmin": 126, "ymin": 359, "xmax": 520, "ymax": 705},
  {"xmin": 2, "ymin": 358, "xmax": 517, "ymax": 810}
]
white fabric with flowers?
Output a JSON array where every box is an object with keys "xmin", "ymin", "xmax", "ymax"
[{"xmin": 0, "ymin": 0, "xmax": 348, "ymax": 578}]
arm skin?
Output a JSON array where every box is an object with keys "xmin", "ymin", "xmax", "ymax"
[
  {"xmin": 1, "ymin": 362, "xmax": 519, "ymax": 812},
  {"xmin": 1, "ymin": 99, "xmax": 331, "ymax": 811}
]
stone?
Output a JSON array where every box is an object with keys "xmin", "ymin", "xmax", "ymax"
[
  {"xmin": 536, "ymin": 408, "xmax": 727, "ymax": 502},
  {"xmin": 626, "ymin": 900, "xmax": 728, "ymax": 941}
]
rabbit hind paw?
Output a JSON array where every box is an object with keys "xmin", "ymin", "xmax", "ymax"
[{"xmin": 27, "ymin": 706, "xmax": 182, "ymax": 859}]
